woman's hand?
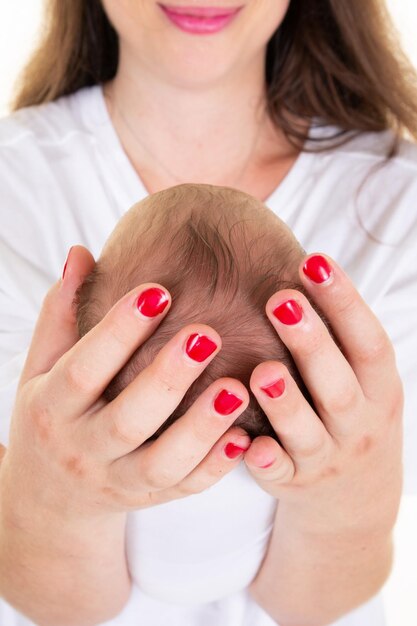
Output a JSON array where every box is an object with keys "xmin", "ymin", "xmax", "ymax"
[
  {"xmin": 0, "ymin": 245, "xmax": 251, "ymax": 525},
  {"xmin": 242, "ymin": 253, "xmax": 403, "ymax": 539}
]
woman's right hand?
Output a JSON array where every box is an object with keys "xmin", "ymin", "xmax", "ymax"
[{"xmin": 0, "ymin": 245, "xmax": 251, "ymax": 524}]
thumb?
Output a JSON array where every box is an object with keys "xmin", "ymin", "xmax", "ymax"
[{"xmin": 19, "ymin": 245, "xmax": 96, "ymax": 387}]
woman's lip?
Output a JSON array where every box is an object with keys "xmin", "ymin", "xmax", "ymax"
[
  {"xmin": 158, "ymin": 4, "xmax": 243, "ymax": 34},
  {"xmin": 159, "ymin": 4, "xmax": 243, "ymax": 18}
]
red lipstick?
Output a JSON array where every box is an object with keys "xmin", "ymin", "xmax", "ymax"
[{"xmin": 158, "ymin": 4, "xmax": 243, "ymax": 34}]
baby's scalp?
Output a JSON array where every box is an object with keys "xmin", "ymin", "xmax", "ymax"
[
  {"xmin": 99, "ymin": 183, "xmax": 303, "ymax": 281},
  {"xmin": 75, "ymin": 183, "xmax": 328, "ymax": 442}
]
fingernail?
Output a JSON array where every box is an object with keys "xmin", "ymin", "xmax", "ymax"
[
  {"xmin": 214, "ymin": 389, "xmax": 244, "ymax": 415},
  {"xmin": 62, "ymin": 246, "xmax": 74, "ymax": 281},
  {"xmin": 185, "ymin": 333, "xmax": 218, "ymax": 362},
  {"xmin": 260, "ymin": 378, "xmax": 285, "ymax": 398},
  {"xmin": 224, "ymin": 442, "xmax": 249, "ymax": 459},
  {"xmin": 136, "ymin": 287, "xmax": 169, "ymax": 317},
  {"xmin": 257, "ymin": 458, "xmax": 275, "ymax": 469},
  {"xmin": 273, "ymin": 300, "xmax": 303, "ymax": 325},
  {"xmin": 303, "ymin": 255, "xmax": 333, "ymax": 284}
]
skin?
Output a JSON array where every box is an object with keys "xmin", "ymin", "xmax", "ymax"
[
  {"xmin": 0, "ymin": 1, "xmax": 403, "ymax": 625},
  {"xmin": 0, "ymin": 247, "xmax": 254, "ymax": 626},
  {"xmin": 101, "ymin": 0, "xmax": 299, "ymax": 200},
  {"xmin": 0, "ymin": 244, "xmax": 402, "ymax": 625}
]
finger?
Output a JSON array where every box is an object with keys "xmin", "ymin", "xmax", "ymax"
[
  {"xmin": 38, "ymin": 282, "xmax": 173, "ymax": 421},
  {"xmin": 300, "ymin": 253, "xmax": 400, "ymax": 402},
  {"xmin": 84, "ymin": 323, "xmax": 224, "ymax": 460},
  {"xmin": 265, "ymin": 288, "xmax": 364, "ymax": 438},
  {"xmin": 150, "ymin": 426, "xmax": 252, "ymax": 506},
  {"xmin": 19, "ymin": 245, "xmax": 95, "ymax": 387},
  {"xmin": 108, "ymin": 379, "xmax": 249, "ymax": 491},
  {"xmin": 109, "ymin": 378, "xmax": 249, "ymax": 490},
  {"xmin": 248, "ymin": 361, "xmax": 332, "ymax": 469},
  {"xmin": 243, "ymin": 435, "xmax": 295, "ymax": 488}
]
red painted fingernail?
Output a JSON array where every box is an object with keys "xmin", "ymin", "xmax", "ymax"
[
  {"xmin": 185, "ymin": 333, "xmax": 218, "ymax": 362},
  {"xmin": 273, "ymin": 300, "xmax": 303, "ymax": 325},
  {"xmin": 224, "ymin": 442, "xmax": 249, "ymax": 459},
  {"xmin": 303, "ymin": 255, "xmax": 333, "ymax": 284},
  {"xmin": 136, "ymin": 287, "xmax": 169, "ymax": 317},
  {"xmin": 61, "ymin": 246, "xmax": 74, "ymax": 280},
  {"xmin": 214, "ymin": 389, "xmax": 244, "ymax": 415},
  {"xmin": 260, "ymin": 378, "xmax": 285, "ymax": 398}
]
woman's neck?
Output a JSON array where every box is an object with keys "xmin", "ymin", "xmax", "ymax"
[{"xmin": 103, "ymin": 50, "xmax": 299, "ymax": 196}]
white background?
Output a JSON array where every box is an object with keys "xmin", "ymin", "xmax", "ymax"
[{"xmin": 0, "ymin": 2, "xmax": 416, "ymax": 625}]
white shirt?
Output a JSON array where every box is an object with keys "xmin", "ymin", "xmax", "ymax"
[{"xmin": 1, "ymin": 84, "xmax": 416, "ymax": 626}]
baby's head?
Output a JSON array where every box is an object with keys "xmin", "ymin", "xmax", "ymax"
[{"xmin": 75, "ymin": 183, "xmax": 328, "ymax": 442}]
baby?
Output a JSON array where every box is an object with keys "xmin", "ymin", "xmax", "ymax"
[{"xmin": 75, "ymin": 183, "xmax": 331, "ymax": 443}]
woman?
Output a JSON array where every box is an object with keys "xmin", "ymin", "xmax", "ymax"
[{"xmin": 0, "ymin": 1, "xmax": 416, "ymax": 625}]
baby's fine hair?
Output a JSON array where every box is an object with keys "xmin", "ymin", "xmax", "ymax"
[{"xmin": 75, "ymin": 183, "xmax": 329, "ymax": 442}]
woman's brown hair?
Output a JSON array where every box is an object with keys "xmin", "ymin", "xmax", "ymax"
[{"xmin": 10, "ymin": 0, "xmax": 417, "ymax": 152}]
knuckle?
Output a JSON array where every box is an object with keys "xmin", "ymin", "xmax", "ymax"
[
  {"xmin": 100, "ymin": 485, "xmax": 145, "ymax": 510},
  {"xmin": 109, "ymin": 411, "xmax": 145, "ymax": 447},
  {"xmin": 296, "ymin": 437, "xmax": 326, "ymax": 461},
  {"xmin": 271, "ymin": 419, "xmax": 294, "ymax": 442},
  {"xmin": 318, "ymin": 383, "xmax": 359, "ymax": 415},
  {"xmin": 30, "ymin": 397, "xmax": 53, "ymax": 435},
  {"xmin": 261, "ymin": 459, "xmax": 294, "ymax": 483},
  {"xmin": 270, "ymin": 460, "xmax": 294, "ymax": 483},
  {"xmin": 60, "ymin": 453, "xmax": 88, "ymax": 479},
  {"xmin": 64, "ymin": 359, "xmax": 98, "ymax": 395},
  {"xmin": 27, "ymin": 382, "xmax": 54, "ymax": 436},
  {"xmin": 142, "ymin": 463, "xmax": 173, "ymax": 490},
  {"xmin": 118, "ymin": 492, "xmax": 147, "ymax": 511},
  {"xmin": 355, "ymin": 330, "xmax": 393, "ymax": 364},
  {"xmin": 353, "ymin": 434, "xmax": 374, "ymax": 458},
  {"xmin": 176, "ymin": 478, "xmax": 203, "ymax": 497},
  {"xmin": 291, "ymin": 328, "xmax": 324, "ymax": 357},
  {"xmin": 319, "ymin": 463, "xmax": 341, "ymax": 479},
  {"xmin": 180, "ymin": 461, "xmax": 222, "ymax": 495}
]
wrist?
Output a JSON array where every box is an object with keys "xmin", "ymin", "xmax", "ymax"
[
  {"xmin": 275, "ymin": 497, "xmax": 397, "ymax": 544},
  {"xmin": 250, "ymin": 504, "xmax": 394, "ymax": 626}
]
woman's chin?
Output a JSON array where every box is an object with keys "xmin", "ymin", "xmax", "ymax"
[{"xmin": 151, "ymin": 54, "xmax": 241, "ymax": 90}]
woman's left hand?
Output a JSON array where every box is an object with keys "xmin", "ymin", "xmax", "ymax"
[{"xmin": 243, "ymin": 253, "xmax": 403, "ymax": 538}]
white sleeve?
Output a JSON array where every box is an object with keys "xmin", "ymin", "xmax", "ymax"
[{"xmin": 374, "ymin": 244, "xmax": 417, "ymax": 496}]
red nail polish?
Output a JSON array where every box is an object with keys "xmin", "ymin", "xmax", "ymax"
[
  {"xmin": 260, "ymin": 378, "xmax": 285, "ymax": 398},
  {"xmin": 303, "ymin": 255, "xmax": 332, "ymax": 284},
  {"xmin": 224, "ymin": 442, "xmax": 249, "ymax": 459},
  {"xmin": 185, "ymin": 333, "xmax": 218, "ymax": 362},
  {"xmin": 214, "ymin": 389, "xmax": 244, "ymax": 415},
  {"xmin": 136, "ymin": 287, "xmax": 169, "ymax": 317},
  {"xmin": 62, "ymin": 246, "xmax": 74, "ymax": 280},
  {"xmin": 273, "ymin": 300, "xmax": 303, "ymax": 325}
]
